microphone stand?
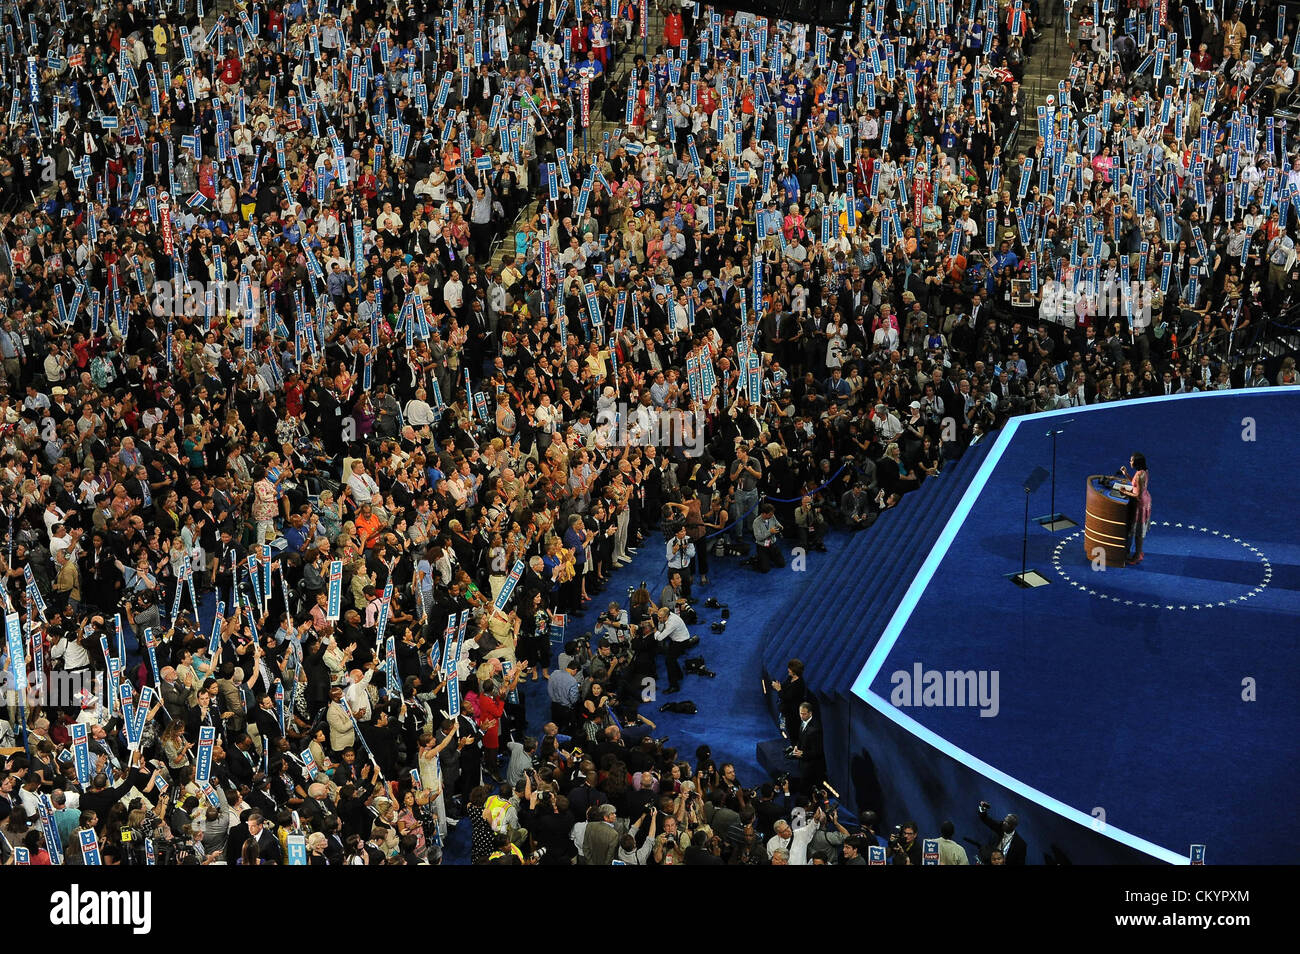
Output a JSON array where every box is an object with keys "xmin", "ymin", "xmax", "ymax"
[
  {"xmin": 1035, "ymin": 422, "xmax": 1077, "ymax": 531},
  {"xmin": 1011, "ymin": 484, "xmax": 1049, "ymax": 588}
]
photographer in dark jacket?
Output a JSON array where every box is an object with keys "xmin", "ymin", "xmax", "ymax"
[{"xmin": 888, "ymin": 819, "xmax": 922, "ymax": 866}]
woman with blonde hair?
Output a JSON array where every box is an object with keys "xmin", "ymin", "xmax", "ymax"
[
  {"xmin": 314, "ymin": 488, "xmax": 344, "ymax": 542},
  {"xmin": 486, "ymin": 532, "xmax": 509, "ymax": 599},
  {"xmin": 370, "ymin": 797, "xmax": 402, "ymax": 859},
  {"xmin": 161, "ymin": 719, "xmax": 192, "ymax": 772},
  {"xmin": 880, "ymin": 442, "xmax": 921, "ymax": 495},
  {"xmin": 646, "ymin": 225, "xmax": 665, "ymax": 267},
  {"xmin": 306, "ymin": 831, "xmax": 330, "ymax": 865}
]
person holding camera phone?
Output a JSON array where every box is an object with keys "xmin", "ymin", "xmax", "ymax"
[{"xmin": 977, "ymin": 800, "xmax": 1027, "ymax": 864}]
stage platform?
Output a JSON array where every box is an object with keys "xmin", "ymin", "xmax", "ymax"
[{"xmin": 849, "ymin": 388, "xmax": 1300, "ymax": 864}]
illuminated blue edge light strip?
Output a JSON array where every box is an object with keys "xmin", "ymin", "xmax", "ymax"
[{"xmin": 849, "ymin": 387, "xmax": 1300, "ymax": 865}]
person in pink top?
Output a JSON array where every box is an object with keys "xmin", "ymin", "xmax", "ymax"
[{"xmin": 1119, "ymin": 452, "xmax": 1152, "ymax": 565}]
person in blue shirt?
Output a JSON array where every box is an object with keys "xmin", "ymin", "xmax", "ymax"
[
  {"xmin": 577, "ymin": 51, "xmax": 604, "ymax": 87},
  {"xmin": 779, "ymin": 168, "xmax": 800, "ymax": 206},
  {"xmin": 988, "ymin": 240, "xmax": 1020, "ymax": 293},
  {"xmin": 283, "ymin": 510, "xmax": 315, "ymax": 554},
  {"xmin": 780, "ymin": 83, "xmax": 803, "ymax": 124}
]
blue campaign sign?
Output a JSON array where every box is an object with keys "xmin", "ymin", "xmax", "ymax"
[
  {"xmin": 439, "ymin": 616, "xmax": 458, "ymax": 674},
  {"xmin": 263, "ymin": 545, "xmax": 273, "ymax": 606},
  {"xmin": 326, "ymin": 560, "xmax": 343, "ymax": 620},
  {"xmin": 384, "ymin": 636, "xmax": 398, "ymax": 694},
  {"xmin": 130, "ymin": 686, "xmax": 155, "ymax": 749},
  {"xmin": 79, "ymin": 828, "xmax": 102, "ymax": 865},
  {"xmin": 922, "ymin": 838, "xmax": 940, "ymax": 864},
  {"xmin": 119, "ymin": 682, "xmax": 137, "ymax": 741},
  {"xmin": 286, "ymin": 833, "xmax": 307, "ymax": 865},
  {"xmin": 144, "ymin": 628, "xmax": 160, "ymax": 686},
  {"xmin": 4, "ymin": 612, "xmax": 22, "ymax": 695},
  {"xmin": 195, "ymin": 726, "xmax": 216, "ymax": 786},
  {"xmin": 209, "ymin": 602, "xmax": 225, "ymax": 657},
  {"xmin": 37, "ymin": 794, "xmax": 63, "ymax": 864},
  {"xmin": 1189, "ymin": 844, "xmax": 1206, "ymax": 865},
  {"xmin": 447, "ymin": 669, "xmax": 461, "ymax": 719},
  {"xmin": 502, "ymin": 659, "xmax": 520, "ymax": 704},
  {"xmin": 71, "ymin": 722, "xmax": 91, "ymax": 785}
]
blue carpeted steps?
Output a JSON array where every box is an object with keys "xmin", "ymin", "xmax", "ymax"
[{"xmin": 760, "ymin": 443, "xmax": 994, "ymax": 698}]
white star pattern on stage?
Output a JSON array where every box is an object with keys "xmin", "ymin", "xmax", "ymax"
[{"xmin": 1049, "ymin": 522, "xmax": 1273, "ymax": 612}]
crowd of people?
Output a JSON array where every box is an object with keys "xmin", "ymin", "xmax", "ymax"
[{"xmin": 0, "ymin": 0, "xmax": 1294, "ymax": 866}]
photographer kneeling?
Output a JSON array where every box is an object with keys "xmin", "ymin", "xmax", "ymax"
[
  {"xmin": 653, "ymin": 606, "xmax": 699, "ymax": 694},
  {"xmin": 793, "ymin": 495, "xmax": 828, "ymax": 551}
]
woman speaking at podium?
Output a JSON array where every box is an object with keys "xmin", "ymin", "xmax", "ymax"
[{"xmin": 1118, "ymin": 453, "xmax": 1152, "ymax": 565}]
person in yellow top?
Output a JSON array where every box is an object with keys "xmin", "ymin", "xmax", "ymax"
[
  {"xmin": 1221, "ymin": 14, "xmax": 1247, "ymax": 60},
  {"xmin": 584, "ymin": 340, "xmax": 609, "ymax": 382},
  {"xmin": 482, "ymin": 608, "xmax": 520, "ymax": 666},
  {"xmin": 486, "ymin": 839, "xmax": 525, "ymax": 863},
  {"xmin": 153, "ymin": 14, "xmax": 173, "ymax": 60}
]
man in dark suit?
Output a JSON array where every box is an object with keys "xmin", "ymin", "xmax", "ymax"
[
  {"xmin": 225, "ymin": 810, "xmax": 281, "ymax": 864},
  {"xmin": 684, "ymin": 828, "xmax": 726, "ymax": 864},
  {"xmin": 790, "ymin": 703, "xmax": 825, "ymax": 794},
  {"xmin": 977, "ymin": 801, "xmax": 1027, "ymax": 865},
  {"xmin": 159, "ymin": 667, "xmax": 193, "ymax": 721},
  {"xmin": 225, "ymin": 734, "xmax": 258, "ymax": 789}
]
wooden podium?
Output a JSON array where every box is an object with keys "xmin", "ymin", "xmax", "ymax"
[{"xmin": 1085, "ymin": 476, "xmax": 1130, "ymax": 566}]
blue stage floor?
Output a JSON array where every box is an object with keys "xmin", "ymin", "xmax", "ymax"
[{"xmin": 854, "ymin": 388, "xmax": 1300, "ymax": 864}]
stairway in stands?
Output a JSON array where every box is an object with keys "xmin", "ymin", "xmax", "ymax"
[
  {"xmin": 488, "ymin": 15, "xmax": 665, "ymax": 270},
  {"xmin": 1012, "ymin": 1, "xmax": 1075, "ymax": 157}
]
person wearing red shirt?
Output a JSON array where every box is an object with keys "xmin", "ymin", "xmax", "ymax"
[
  {"xmin": 697, "ymin": 84, "xmax": 718, "ymax": 117},
  {"xmin": 23, "ymin": 831, "xmax": 53, "ymax": 864},
  {"xmin": 219, "ymin": 54, "xmax": 242, "ymax": 87},
  {"xmin": 285, "ymin": 372, "xmax": 306, "ymax": 419},
  {"xmin": 197, "ymin": 158, "xmax": 217, "ymax": 201},
  {"xmin": 476, "ymin": 662, "xmax": 526, "ymax": 781},
  {"xmin": 664, "ymin": 9, "xmax": 683, "ymax": 48},
  {"xmin": 567, "ymin": 21, "xmax": 588, "ymax": 57}
]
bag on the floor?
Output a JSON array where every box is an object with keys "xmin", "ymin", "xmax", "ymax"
[
  {"xmin": 683, "ymin": 657, "xmax": 716, "ymax": 678},
  {"xmin": 659, "ymin": 701, "xmax": 698, "ymax": 714}
]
